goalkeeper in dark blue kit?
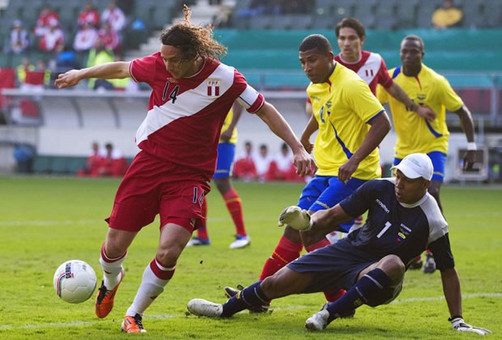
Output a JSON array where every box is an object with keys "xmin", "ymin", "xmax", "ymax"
[{"xmin": 187, "ymin": 153, "xmax": 490, "ymax": 335}]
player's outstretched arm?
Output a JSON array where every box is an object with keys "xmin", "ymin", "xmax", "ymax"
[
  {"xmin": 440, "ymin": 267, "xmax": 491, "ymax": 335},
  {"xmin": 279, "ymin": 204, "xmax": 352, "ymax": 234},
  {"xmin": 386, "ymin": 82, "xmax": 436, "ymax": 121},
  {"xmin": 55, "ymin": 61, "xmax": 131, "ymax": 89}
]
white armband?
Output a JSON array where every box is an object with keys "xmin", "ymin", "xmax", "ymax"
[{"xmin": 466, "ymin": 142, "xmax": 477, "ymax": 151}]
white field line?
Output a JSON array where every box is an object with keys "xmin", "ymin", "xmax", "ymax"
[{"xmin": 1, "ymin": 293, "xmax": 500, "ymax": 331}]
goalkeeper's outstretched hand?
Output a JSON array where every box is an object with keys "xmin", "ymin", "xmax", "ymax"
[
  {"xmin": 278, "ymin": 206, "xmax": 312, "ymax": 231},
  {"xmin": 451, "ymin": 317, "xmax": 491, "ymax": 335}
]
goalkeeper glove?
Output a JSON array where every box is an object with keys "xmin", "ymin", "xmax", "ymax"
[
  {"xmin": 450, "ymin": 317, "xmax": 491, "ymax": 335},
  {"xmin": 278, "ymin": 206, "xmax": 312, "ymax": 231}
]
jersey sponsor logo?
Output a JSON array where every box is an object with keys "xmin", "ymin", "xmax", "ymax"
[
  {"xmin": 375, "ymin": 199, "xmax": 390, "ymax": 213},
  {"xmin": 206, "ymin": 79, "xmax": 220, "ymax": 96}
]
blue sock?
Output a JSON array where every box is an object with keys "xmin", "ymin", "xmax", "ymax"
[
  {"xmin": 325, "ymin": 268, "xmax": 392, "ymax": 322},
  {"xmin": 222, "ymin": 281, "xmax": 269, "ymax": 317}
]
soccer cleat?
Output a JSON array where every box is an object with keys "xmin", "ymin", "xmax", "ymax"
[
  {"xmin": 187, "ymin": 298, "xmax": 223, "ymax": 317},
  {"xmin": 224, "ymin": 285, "xmax": 270, "ymax": 313},
  {"xmin": 121, "ymin": 314, "xmax": 147, "ymax": 333},
  {"xmin": 409, "ymin": 255, "xmax": 423, "ymax": 270},
  {"xmin": 229, "ymin": 235, "xmax": 251, "ymax": 249},
  {"xmin": 95, "ymin": 269, "xmax": 124, "ymax": 318},
  {"xmin": 423, "ymin": 252, "xmax": 436, "ymax": 274},
  {"xmin": 305, "ymin": 309, "xmax": 330, "ymax": 331},
  {"xmin": 186, "ymin": 237, "xmax": 211, "ymax": 246}
]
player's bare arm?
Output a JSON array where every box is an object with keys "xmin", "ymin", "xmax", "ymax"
[
  {"xmin": 338, "ymin": 112, "xmax": 391, "ymax": 183},
  {"xmin": 454, "ymin": 105, "xmax": 476, "ymax": 170},
  {"xmin": 220, "ymin": 102, "xmax": 244, "ymax": 142},
  {"xmin": 299, "ymin": 114, "xmax": 318, "ymax": 154},
  {"xmin": 255, "ymin": 102, "xmax": 316, "ymax": 177},
  {"xmin": 386, "ymin": 82, "xmax": 436, "ymax": 121},
  {"xmin": 55, "ymin": 61, "xmax": 131, "ymax": 89}
]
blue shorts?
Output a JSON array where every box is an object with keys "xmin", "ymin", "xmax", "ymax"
[
  {"xmin": 213, "ymin": 143, "xmax": 235, "ymax": 179},
  {"xmin": 394, "ymin": 151, "xmax": 446, "ymax": 182},
  {"xmin": 297, "ymin": 176, "xmax": 366, "ymax": 232}
]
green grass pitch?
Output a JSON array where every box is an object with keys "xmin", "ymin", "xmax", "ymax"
[{"xmin": 0, "ymin": 176, "xmax": 500, "ymax": 339}]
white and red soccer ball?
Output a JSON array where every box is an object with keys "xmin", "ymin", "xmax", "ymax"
[{"xmin": 53, "ymin": 260, "xmax": 97, "ymax": 303}]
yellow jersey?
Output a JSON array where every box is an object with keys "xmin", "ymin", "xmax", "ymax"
[
  {"xmin": 377, "ymin": 63, "xmax": 463, "ymax": 159},
  {"xmin": 308, "ymin": 62, "xmax": 384, "ymax": 179},
  {"xmin": 220, "ymin": 108, "xmax": 238, "ymax": 145}
]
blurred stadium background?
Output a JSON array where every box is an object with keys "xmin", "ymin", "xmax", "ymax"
[{"xmin": 0, "ymin": 0, "xmax": 501, "ymax": 184}]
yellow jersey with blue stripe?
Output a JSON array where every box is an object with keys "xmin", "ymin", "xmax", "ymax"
[
  {"xmin": 377, "ymin": 63, "xmax": 463, "ymax": 158},
  {"xmin": 220, "ymin": 108, "xmax": 238, "ymax": 145},
  {"xmin": 308, "ymin": 63, "xmax": 384, "ymax": 179}
]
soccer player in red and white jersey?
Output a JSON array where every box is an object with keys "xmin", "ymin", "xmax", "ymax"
[
  {"xmin": 333, "ymin": 17, "xmax": 434, "ymax": 122},
  {"xmin": 55, "ymin": 6, "xmax": 314, "ymax": 333}
]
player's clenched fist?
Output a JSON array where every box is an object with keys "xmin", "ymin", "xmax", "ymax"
[{"xmin": 278, "ymin": 206, "xmax": 312, "ymax": 231}]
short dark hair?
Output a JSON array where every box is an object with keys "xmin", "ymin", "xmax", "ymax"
[
  {"xmin": 335, "ymin": 17, "xmax": 365, "ymax": 39},
  {"xmin": 299, "ymin": 34, "xmax": 332, "ymax": 54},
  {"xmin": 403, "ymin": 34, "xmax": 425, "ymax": 51}
]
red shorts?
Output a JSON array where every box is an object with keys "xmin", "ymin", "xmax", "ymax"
[{"xmin": 106, "ymin": 151, "xmax": 211, "ymax": 232}]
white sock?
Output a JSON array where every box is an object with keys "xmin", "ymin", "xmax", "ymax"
[
  {"xmin": 99, "ymin": 248, "xmax": 126, "ymax": 290},
  {"xmin": 126, "ymin": 259, "xmax": 174, "ymax": 316}
]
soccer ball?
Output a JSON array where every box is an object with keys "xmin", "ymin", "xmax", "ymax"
[{"xmin": 53, "ymin": 260, "xmax": 97, "ymax": 303}]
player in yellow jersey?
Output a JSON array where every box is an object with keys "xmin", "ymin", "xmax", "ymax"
[
  {"xmin": 187, "ymin": 103, "xmax": 251, "ymax": 249},
  {"xmin": 377, "ymin": 35, "xmax": 476, "ymax": 273},
  {"xmin": 224, "ymin": 34, "xmax": 391, "ymax": 311}
]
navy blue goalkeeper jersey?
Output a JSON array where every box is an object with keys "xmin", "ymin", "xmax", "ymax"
[{"xmin": 337, "ymin": 178, "xmax": 455, "ymax": 270}]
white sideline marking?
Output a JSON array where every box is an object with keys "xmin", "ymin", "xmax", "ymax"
[{"xmin": 1, "ymin": 293, "xmax": 500, "ymax": 330}]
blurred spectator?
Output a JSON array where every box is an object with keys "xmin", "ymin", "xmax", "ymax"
[
  {"xmin": 6, "ymin": 20, "xmax": 30, "ymax": 55},
  {"xmin": 98, "ymin": 21, "xmax": 121, "ymax": 57},
  {"xmin": 16, "ymin": 58, "xmax": 35, "ymax": 85},
  {"xmin": 34, "ymin": 5, "xmax": 60, "ymax": 37},
  {"xmin": 101, "ymin": 1, "xmax": 126, "ymax": 33},
  {"xmin": 77, "ymin": 142, "xmax": 128, "ymax": 177},
  {"xmin": 38, "ymin": 18, "xmax": 65, "ymax": 53},
  {"xmin": 98, "ymin": 142, "xmax": 128, "ymax": 177},
  {"xmin": 432, "ymin": 0, "xmax": 463, "ymax": 29},
  {"xmin": 77, "ymin": 141, "xmax": 105, "ymax": 177},
  {"xmin": 73, "ymin": 21, "xmax": 98, "ymax": 53},
  {"xmin": 19, "ymin": 58, "xmax": 49, "ymax": 92},
  {"xmin": 34, "ymin": 59, "xmax": 51, "ymax": 87},
  {"xmin": 233, "ymin": 141, "xmax": 258, "ymax": 181},
  {"xmin": 78, "ymin": 1, "xmax": 100, "ymax": 28},
  {"xmin": 265, "ymin": 142, "xmax": 304, "ymax": 182},
  {"xmin": 86, "ymin": 37, "xmax": 115, "ymax": 89},
  {"xmin": 13, "ymin": 143, "xmax": 35, "ymax": 173},
  {"xmin": 253, "ymin": 144, "xmax": 273, "ymax": 182}
]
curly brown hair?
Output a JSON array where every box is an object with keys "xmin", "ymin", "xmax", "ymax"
[{"xmin": 160, "ymin": 5, "xmax": 227, "ymax": 61}]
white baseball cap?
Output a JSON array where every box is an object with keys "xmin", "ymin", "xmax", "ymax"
[{"xmin": 392, "ymin": 153, "xmax": 433, "ymax": 180}]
